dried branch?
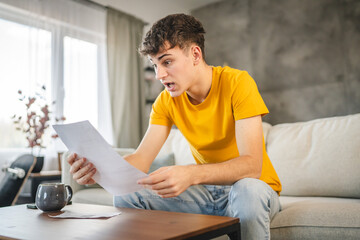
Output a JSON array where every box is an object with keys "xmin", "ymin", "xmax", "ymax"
[{"xmin": 12, "ymin": 85, "xmax": 65, "ymax": 156}]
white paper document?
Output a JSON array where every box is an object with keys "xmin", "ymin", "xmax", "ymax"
[
  {"xmin": 53, "ymin": 120, "xmax": 147, "ymax": 196},
  {"xmin": 48, "ymin": 211, "xmax": 121, "ymax": 219}
]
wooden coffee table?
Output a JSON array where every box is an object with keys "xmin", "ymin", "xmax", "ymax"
[{"xmin": 0, "ymin": 203, "xmax": 240, "ymax": 239}]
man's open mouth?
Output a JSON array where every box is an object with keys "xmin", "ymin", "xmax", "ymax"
[{"xmin": 164, "ymin": 82, "xmax": 175, "ymax": 89}]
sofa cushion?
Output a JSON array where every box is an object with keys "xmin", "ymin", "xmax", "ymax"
[
  {"xmin": 267, "ymin": 114, "xmax": 360, "ymax": 198},
  {"xmin": 262, "ymin": 122, "xmax": 272, "ymax": 144},
  {"xmin": 171, "ymin": 129, "xmax": 196, "ymax": 166},
  {"xmin": 114, "ymin": 148, "xmax": 136, "ymax": 157},
  {"xmin": 148, "ymin": 153, "xmax": 175, "ymax": 173},
  {"xmin": 271, "ymin": 197, "xmax": 360, "ymax": 240},
  {"xmin": 72, "ymin": 188, "xmax": 113, "ymax": 206}
]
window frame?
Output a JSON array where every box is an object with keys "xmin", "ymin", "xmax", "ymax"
[{"xmin": 0, "ymin": 2, "xmax": 108, "ymax": 144}]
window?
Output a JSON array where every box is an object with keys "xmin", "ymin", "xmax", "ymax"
[
  {"xmin": 0, "ymin": 18, "xmax": 52, "ymax": 148},
  {"xmin": 0, "ymin": 1, "xmax": 111, "ymax": 149},
  {"xmin": 64, "ymin": 36, "xmax": 98, "ymax": 127}
]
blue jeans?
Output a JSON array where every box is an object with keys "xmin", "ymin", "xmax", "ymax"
[{"xmin": 114, "ymin": 178, "xmax": 281, "ymax": 240}]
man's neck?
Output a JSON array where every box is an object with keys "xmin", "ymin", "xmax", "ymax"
[{"xmin": 186, "ymin": 63, "xmax": 213, "ymax": 105}]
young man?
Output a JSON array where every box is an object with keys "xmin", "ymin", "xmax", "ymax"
[{"xmin": 68, "ymin": 13, "xmax": 281, "ymax": 239}]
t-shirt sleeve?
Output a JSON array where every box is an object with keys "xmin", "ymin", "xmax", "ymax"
[
  {"xmin": 232, "ymin": 71, "xmax": 269, "ymax": 120},
  {"xmin": 150, "ymin": 90, "xmax": 173, "ymax": 126}
]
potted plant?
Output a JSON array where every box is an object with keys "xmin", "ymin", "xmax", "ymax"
[{"xmin": 12, "ymin": 86, "xmax": 65, "ymax": 172}]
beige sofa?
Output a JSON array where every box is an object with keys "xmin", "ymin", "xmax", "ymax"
[{"xmin": 62, "ymin": 113, "xmax": 360, "ymax": 239}]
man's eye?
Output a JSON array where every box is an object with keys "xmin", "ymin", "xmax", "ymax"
[{"xmin": 164, "ymin": 60, "xmax": 171, "ymax": 65}]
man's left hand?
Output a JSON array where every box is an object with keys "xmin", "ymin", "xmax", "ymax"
[{"xmin": 137, "ymin": 165, "xmax": 194, "ymax": 198}]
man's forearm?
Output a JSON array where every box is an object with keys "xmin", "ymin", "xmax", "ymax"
[
  {"xmin": 190, "ymin": 155, "xmax": 262, "ymax": 186},
  {"xmin": 124, "ymin": 153, "xmax": 152, "ymax": 173}
]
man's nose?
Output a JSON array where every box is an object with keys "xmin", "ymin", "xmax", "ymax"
[{"xmin": 155, "ymin": 66, "xmax": 167, "ymax": 80}]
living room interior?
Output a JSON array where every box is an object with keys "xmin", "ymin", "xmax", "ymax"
[{"xmin": 0, "ymin": 0, "xmax": 359, "ymax": 239}]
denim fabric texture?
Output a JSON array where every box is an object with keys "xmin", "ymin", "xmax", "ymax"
[{"xmin": 114, "ymin": 178, "xmax": 281, "ymax": 240}]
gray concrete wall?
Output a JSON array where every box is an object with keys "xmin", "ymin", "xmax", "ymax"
[{"xmin": 192, "ymin": 0, "xmax": 360, "ymax": 124}]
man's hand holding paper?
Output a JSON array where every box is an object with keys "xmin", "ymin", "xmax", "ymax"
[
  {"xmin": 53, "ymin": 121, "xmax": 148, "ymax": 196},
  {"xmin": 68, "ymin": 153, "xmax": 97, "ymax": 185}
]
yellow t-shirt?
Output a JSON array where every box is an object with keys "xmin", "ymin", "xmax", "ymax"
[{"xmin": 150, "ymin": 66, "xmax": 282, "ymax": 194}]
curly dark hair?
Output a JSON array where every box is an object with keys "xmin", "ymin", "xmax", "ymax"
[{"xmin": 139, "ymin": 13, "xmax": 206, "ymax": 59}]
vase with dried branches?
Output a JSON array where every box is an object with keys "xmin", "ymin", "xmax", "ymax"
[{"xmin": 12, "ymin": 86, "xmax": 65, "ymax": 172}]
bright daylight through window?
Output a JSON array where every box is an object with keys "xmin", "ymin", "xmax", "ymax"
[
  {"xmin": 0, "ymin": 17, "xmax": 101, "ymax": 148},
  {"xmin": 64, "ymin": 36, "xmax": 98, "ymax": 128},
  {"xmin": 0, "ymin": 18, "xmax": 51, "ymax": 148}
]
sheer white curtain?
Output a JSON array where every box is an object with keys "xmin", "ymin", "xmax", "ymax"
[{"xmin": 0, "ymin": 0, "xmax": 112, "ymax": 170}]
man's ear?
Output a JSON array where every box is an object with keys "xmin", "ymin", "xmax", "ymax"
[{"xmin": 191, "ymin": 45, "xmax": 202, "ymax": 65}]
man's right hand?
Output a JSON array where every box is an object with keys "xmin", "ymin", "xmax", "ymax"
[{"xmin": 67, "ymin": 153, "xmax": 97, "ymax": 185}]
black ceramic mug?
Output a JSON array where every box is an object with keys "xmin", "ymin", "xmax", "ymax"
[{"xmin": 35, "ymin": 183, "xmax": 72, "ymax": 212}]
